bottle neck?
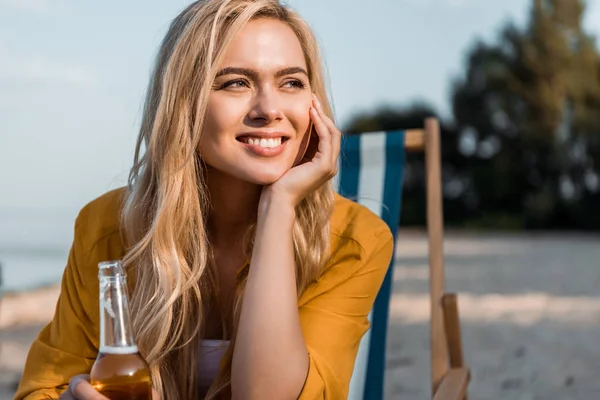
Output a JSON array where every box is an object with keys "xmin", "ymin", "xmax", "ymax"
[{"xmin": 99, "ymin": 275, "xmax": 137, "ymax": 353}]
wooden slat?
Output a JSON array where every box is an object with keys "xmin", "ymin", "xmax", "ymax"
[
  {"xmin": 443, "ymin": 293, "xmax": 465, "ymax": 369},
  {"xmin": 426, "ymin": 117, "xmax": 449, "ymax": 395},
  {"xmin": 405, "ymin": 129, "xmax": 425, "ymax": 151},
  {"xmin": 432, "ymin": 368, "xmax": 470, "ymax": 400}
]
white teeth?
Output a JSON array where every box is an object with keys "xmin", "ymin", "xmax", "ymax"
[{"xmin": 244, "ymin": 137, "xmax": 282, "ymax": 148}]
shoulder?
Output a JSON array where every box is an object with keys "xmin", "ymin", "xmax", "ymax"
[
  {"xmin": 330, "ymin": 192, "xmax": 393, "ymax": 256},
  {"xmin": 74, "ymin": 187, "xmax": 127, "ymax": 257},
  {"xmin": 298, "ymin": 193, "xmax": 394, "ymax": 304},
  {"xmin": 59, "ymin": 188, "xmax": 128, "ymax": 331}
]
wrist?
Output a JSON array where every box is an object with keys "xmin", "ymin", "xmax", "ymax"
[{"xmin": 258, "ymin": 190, "xmax": 296, "ymax": 222}]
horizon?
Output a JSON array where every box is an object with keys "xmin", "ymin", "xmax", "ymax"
[{"xmin": 1, "ymin": 0, "xmax": 599, "ymax": 235}]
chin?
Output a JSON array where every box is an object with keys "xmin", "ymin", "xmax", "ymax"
[
  {"xmin": 228, "ymin": 155, "xmax": 294, "ymax": 185},
  {"xmin": 243, "ymin": 169, "xmax": 288, "ymax": 185}
]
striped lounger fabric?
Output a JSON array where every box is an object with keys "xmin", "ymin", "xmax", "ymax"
[{"xmin": 335, "ymin": 130, "xmax": 406, "ymax": 400}]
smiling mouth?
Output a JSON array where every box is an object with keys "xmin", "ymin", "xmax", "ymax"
[{"xmin": 236, "ymin": 136, "xmax": 288, "ymax": 148}]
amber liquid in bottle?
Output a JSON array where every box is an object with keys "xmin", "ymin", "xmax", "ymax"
[{"xmin": 90, "ymin": 261, "xmax": 152, "ymax": 400}]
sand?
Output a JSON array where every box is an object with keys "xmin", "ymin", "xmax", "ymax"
[
  {"xmin": 0, "ymin": 286, "xmax": 60, "ymax": 399},
  {"xmin": 1, "ymin": 231, "xmax": 599, "ymax": 400}
]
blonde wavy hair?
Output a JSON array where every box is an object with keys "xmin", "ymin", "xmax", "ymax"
[{"xmin": 120, "ymin": 0, "xmax": 335, "ymax": 398}]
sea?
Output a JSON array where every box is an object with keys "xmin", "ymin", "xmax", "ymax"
[{"xmin": 0, "ymin": 210, "xmax": 76, "ymax": 292}]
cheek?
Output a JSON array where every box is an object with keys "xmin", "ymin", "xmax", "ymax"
[
  {"xmin": 288, "ymin": 101, "xmax": 313, "ymax": 167},
  {"xmin": 204, "ymin": 98, "xmax": 242, "ymax": 132},
  {"xmin": 200, "ymin": 99, "xmax": 244, "ymax": 148},
  {"xmin": 288, "ymin": 100, "xmax": 312, "ymax": 134}
]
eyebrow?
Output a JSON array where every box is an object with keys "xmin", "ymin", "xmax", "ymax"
[{"xmin": 215, "ymin": 67, "xmax": 309, "ymax": 80}]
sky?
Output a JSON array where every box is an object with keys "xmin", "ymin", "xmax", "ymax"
[{"xmin": 1, "ymin": 0, "xmax": 599, "ymax": 245}]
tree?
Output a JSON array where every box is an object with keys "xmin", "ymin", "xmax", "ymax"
[
  {"xmin": 344, "ymin": 103, "xmax": 477, "ymax": 227},
  {"xmin": 344, "ymin": 0, "xmax": 600, "ymax": 230},
  {"xmin": 451, "ymin": 0, "xmax": 600, "ymax": 229}
]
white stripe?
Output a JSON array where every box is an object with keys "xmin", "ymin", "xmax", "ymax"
[
  {"xmin": 332, "ymin": 150, "xmax": 341, "ymax": 192},
  {"xmin": 348, "ymin": 131, "xmax": 387, "ymax": 399},
  {"xmin": 348, "ymin": 310, "xmax": 374, "ymax": 400},
  {"xmin": 357, "ymin": 132, "xmax": 386, "ymax": 216}
]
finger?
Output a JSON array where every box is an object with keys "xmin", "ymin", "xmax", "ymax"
[
  {"xmin": 69, "ymin": 375, "xmax": 108, "ymax": 400},
  {"xmin": 319, "ymin": 116, "xmax": 341, "ymax": 167},
  {"xmin": 310, "ymin": 96, "xmax": 334, "ymax": 160},
  {"xmin": 152, "ymin": 388, "xmax": 161, "ymax": 400},
  {"xmin": 59, "ymin": 389, "xmax": 76, "ymax": 400},
  {"xmin": 312, "ymin": 96, "xmax": 340, "ymax": 170},
  {"xmin": 309, "ymin": 106, "xmax": 332, "ymax": 160}
]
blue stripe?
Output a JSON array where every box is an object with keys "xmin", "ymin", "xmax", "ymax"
[
  {"xmin": 363, "ymin": 131, "xmax": 406, "ymax": 400},
  {"xmin": 338, "ymin": 134, "xmax": 361, "ymax": 199}
]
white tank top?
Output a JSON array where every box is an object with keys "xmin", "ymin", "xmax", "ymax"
[{"xmin": 198, "ymin": 339, "xmax": 230, "ymax": 397}]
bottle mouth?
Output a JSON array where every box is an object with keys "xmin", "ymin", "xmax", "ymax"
[{"xmin": 98, "ymin": 260, "xmax": 127, "ymax": 278}]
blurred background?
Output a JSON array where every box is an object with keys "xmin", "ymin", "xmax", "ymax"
[{"xmin": 1, "ymin": 0, "xmax": 599, "ymax": 399}]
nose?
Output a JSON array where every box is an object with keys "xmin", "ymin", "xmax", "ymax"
[{"xmin": 247, "ymin": 87, "xmax": 284, "ymax": 125}]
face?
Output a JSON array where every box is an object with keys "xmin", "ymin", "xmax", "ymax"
[{"xmin": 199, "ymin": 18, "xmax": 313, "ymax": 185}]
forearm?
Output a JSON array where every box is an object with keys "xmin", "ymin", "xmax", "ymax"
[{"xmin": 231, "ymin": 196, "xmax": 308, "ymax": 399}]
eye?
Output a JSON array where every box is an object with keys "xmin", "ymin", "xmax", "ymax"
[
  {"xmin": 283, "ymin": 79, "xmax": 306, "ymax": 89},
  {"xmin": 220, "ymin": 79, "xmax": 250, "ymax": 89}
]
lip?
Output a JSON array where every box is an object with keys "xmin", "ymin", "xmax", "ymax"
[
  {"xmin": 238, "ymin": 138, "xmax": 288, "ymax": 157},
  {"xmin": 235, "ymin": 131, "xmax": 292, "ymax": 140}
]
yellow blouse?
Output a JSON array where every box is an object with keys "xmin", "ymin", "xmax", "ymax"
[{"xmin": 15, "ymin": 188, "xmax": 393, "ymax": 399}]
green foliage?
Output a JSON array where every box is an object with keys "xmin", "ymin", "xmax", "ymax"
[{"xmin": 345, "ymin": 0, "xmax": 600, "ymax": 230}]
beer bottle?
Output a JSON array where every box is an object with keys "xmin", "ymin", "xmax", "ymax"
[{"xmin": 90, "ymin": 260, "xmax": 153, "ymax": 400}]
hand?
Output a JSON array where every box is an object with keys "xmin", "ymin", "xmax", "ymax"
[
  {"xmin": 60, "ymin": 374, "xmax": 161, "ymax": 400},
  {"xmin": 58, "ymin": 375, "xmax": 106, "ymax": 400},
  {"xmin": 261, "ymin": 94, "xmax": 341, "ymax": 209}
]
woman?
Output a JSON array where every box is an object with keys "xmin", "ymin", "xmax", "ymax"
[{"xmin": 15, "ymin": 1, "xmax": 393, "ymax": 399}]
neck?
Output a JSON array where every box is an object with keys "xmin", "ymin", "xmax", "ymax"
[{"xmin": 205, "ymin": 166, "xmax": 262, "ymax": 248}]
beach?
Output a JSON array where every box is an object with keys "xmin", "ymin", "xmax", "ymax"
[
  {"xmin": 0, "ymin": 285, "xmax": 60, "ymax": 398},
  {"xmin": 1, "ymin": 231, "xmax": 599, "ymax": 399}
]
